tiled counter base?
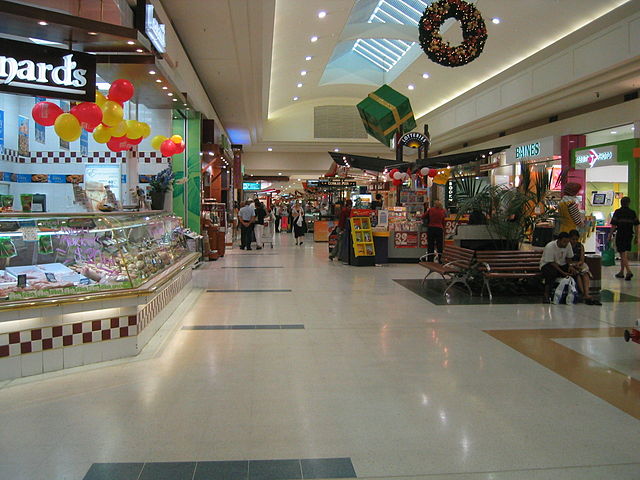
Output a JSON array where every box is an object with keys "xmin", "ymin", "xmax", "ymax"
[{"xmin": 0, "ymin": 264, "xmax": 194, "ymax": 381}]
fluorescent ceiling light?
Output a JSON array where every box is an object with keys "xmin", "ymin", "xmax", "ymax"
[
  {"xmin": 149, "ymin": 70, "xmax": 156, "ymax": 75},
  {"xmin": 310, "ymin": 36, "xmax": 318, "ymax": 42},
  {"xmin": 297, "ymin": 83, "xmax": 303, "ymax": 88},
  {"xmin": 268, "ymin": 147, "xmax": 273, "ymax": 151},
  {"xmin": 305, "ymin": 56, "xmax": 312, "ymax": 61},
  {"xmin": 29, "ymin": 37, "xmax": 64, "ymax": 46},
  {"xmin": 300, "ymin": 70, "xmax": 307, "ymax": 76},
  {"xmin": 408, "ymin": 84, "xmax": 415, "ymax": 90},
  {"xmin": 38, "ymin": 21, "xmax": 48, "ymax": 26},
  {"xmin": 127, "ymin": 41, "xmax": 135, "ymax": 45},
  {"xmin": 293, "ymin": 96, "xmax": 299, "ymax": 101}
]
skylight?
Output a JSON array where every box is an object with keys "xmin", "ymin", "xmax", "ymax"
[{"xmin": 352, "ymin": 0, "xmax": 430, "ymax": 72}]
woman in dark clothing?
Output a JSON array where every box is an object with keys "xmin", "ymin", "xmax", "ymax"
[
  {"xmin": 291, "ymin": 202, "xmax": 306, "ymax": 245},
  {"xmin": 611, "ymin": 196, "xmax": 639, "ymax": 280},
  {"xmin": 425, "ymin": 200, "xmax": 446, "ymax": 261}
]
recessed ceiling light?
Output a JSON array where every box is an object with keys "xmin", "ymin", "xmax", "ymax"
[
  {"xmin": 422, "ymin": 73, "xmax": 430, "ymax": 79},
  {"xmin": 162, "ymin": 86, "xmax": 168, "ymax": 90},
  {"xmin": 408, "ymin": 84, "xmax": 415, "ymax": 90},
  {"xmin": 334, "ymin": 148, "xmax": 339, "ymax": 152},
  {"xmin": 136, "ymin": 49, "xmax": 143, "ymax": 53},
  {"xmin": 297, "ymin": 83, "xmax": 303, "ymax": 88},
  {"xmin": 300, "ymin": 70, "xmax": 307, "ymax": 76},
  {"xmin": 305, "ymin": 56, "xmax": 312, "ymax": 61},
  {"xmin": 297, "ymin": 178, "xmax": 301, "ymax": 181},
  {"xmin": 172, "ymin": 98, "xmax": 178, "ymax": 102},
  {"xmin": 167, "ymin": 93, "xmax": 173, "ymax": 96},
  {"xmin": 88, "ymin": 32, "xmax": 98, "ymax": 36},
  {"xmin": 268, "ymin": 147, "xmax": 273, "ymax": 151},
  {"xmin": 156, "ymin": 79, "xmax": 162, "ymax": 83},
  {"xmin": 293, "ymin": 96, "xmax": 299, "ymax": 101},
  {"xmin": 127, "ymin": 41, "xmax": 135, "ymax": 45},
  {"xmin": 149, "ymin": 70, "xmax": 156, "ymax": 75},
  {"xmin": 278, "ymin": 172, "xmax": 282, "ymax": 175},
  {"xmin": 310, "ymin": 36, "xmax": 318, "ymax": 42},
  {"xmin": 38, "ymin": 21, "xmax": 48, "ymax": 26},
  {"xmin": 318, "ymin": 11, "xmax": 327, "ymax": 18},
  {"xmin": 492, "ymin": 18, "xmax": 501, "ymax": 24},
  {"xmin": 611, "ymin": 131, "xmax": 618, "ymax": 134}
]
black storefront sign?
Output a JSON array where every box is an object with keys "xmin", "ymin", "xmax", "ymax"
[
  {"xmin": 0, "ymin": 38, "xmax": 96, "ymax": 102},
  {"xmin": 445, "ymin": 180, "xmax": 457, "ymax": 211}
]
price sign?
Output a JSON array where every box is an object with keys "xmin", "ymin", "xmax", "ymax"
[
  {"xmin": 20, "ymin": 226, "xmax": 39, "ymax": 242},
  {"xmin": 394, "ymin": 231, "xmax": 418, "ymax": 248},
  {"xmin": 419, "ymin": 232, "xmax": 428, "ymax": 248}
]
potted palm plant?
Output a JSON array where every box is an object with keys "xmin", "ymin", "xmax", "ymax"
[
  {"xmin": 148, "ymin": 167, "xmax": 175, "ymax": 211},
  {"xmin": 454, "ymin": 162, "xmax": 556, "ymax": 249}
]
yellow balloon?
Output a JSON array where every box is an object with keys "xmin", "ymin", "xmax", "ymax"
[
  {"xmin": 95, "ymin": 91, "xmax": 107, "ymax": 108},
  {"xmin": 92, "ymin": 124, "xmax": 112, "ymax": 144},
  {"xmin": 54, "ymin": 113, "xmax": 82, "ymax": 142},
  {"xmin": 126, "ymin": 120, "xmax": 144, "ymax": 139},
  {"xmin": 151, "ymin": 135, "xmax": 167, "ymax": 151},
  {"xmin": 140, "ymin": 122, "xmax": 151, "ymax": 138},
  {"xmin": 101, "ymin": 100, "xmax": 124, "ymax": 127},
  {"xmin": 108, "ymin": 121, "xmax": 127, "ymax": 137},
  {"xmin": 170, "ymin": 134, "xmax": 183, "ymax": 144}
]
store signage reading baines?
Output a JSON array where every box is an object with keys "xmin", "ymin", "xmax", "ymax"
[
  {"xmin": 0, "ymin": 38, "xmax": 96, "ymax": 102},
  {"xmin": 574, "ymin": 145, "xmax": 618, "ymax": 169},
  {"xmin": 506, "ymin": 136, "xmax": 560, "ymax": 164}
]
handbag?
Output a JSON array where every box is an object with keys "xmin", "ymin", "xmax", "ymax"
[
  {"xmin": 601, "ymin": 242, "xmax": 616, "ymax": 267},
  {"xmin": 552, "ymin": 277, "xmax": 578, "ymax": 304}
]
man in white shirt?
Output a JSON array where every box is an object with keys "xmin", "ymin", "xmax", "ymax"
[
  {"xmin": 238, "ymin": 200, "xmax": 256, "ymax": 250},
  {"xmin": 540, "ymin": 231, "xmax": 576, "ymax": 303}
]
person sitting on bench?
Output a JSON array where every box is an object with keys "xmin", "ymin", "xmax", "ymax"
[
  {"xmin": 568, "ymin": 230, "xmax": 601, "ymax": 305},
  {"xmin": 540, "ymin": 232, "xmax": 576, "ymax": 303}
]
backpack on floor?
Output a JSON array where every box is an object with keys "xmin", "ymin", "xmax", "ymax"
[{"xmin": 552, "ymin": 277, "xmax": 578, "ymax": 304}]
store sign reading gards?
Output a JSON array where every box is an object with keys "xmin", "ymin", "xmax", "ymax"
[
  {"xmin": 515, "ymin": 142, "xmax": 541, "ymax": 159},
  {"xmin": 0, "ymin": 38, "xmax": 96, "ymax": 101}
]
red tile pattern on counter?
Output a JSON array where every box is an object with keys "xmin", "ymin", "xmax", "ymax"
[
  {"xmin": 0, "ymin": 148, "xmax": 168, "ymax": 164},
  {"xmin": 137, "ymin": 269, "xmax": 192, "ymax": 333}
]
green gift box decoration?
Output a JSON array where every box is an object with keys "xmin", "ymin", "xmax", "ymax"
[{"xmin": 357, "ymin": 84, "xmax": 417, "ymax": 147}]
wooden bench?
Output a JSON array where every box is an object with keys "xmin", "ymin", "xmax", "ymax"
[
  {"xmin": 419, "ymin": 246, "xmax": 476, "ymax": 296},
  {"xmin": 475, "ymin": 250, "xmax": 544, "ymax": 300}
]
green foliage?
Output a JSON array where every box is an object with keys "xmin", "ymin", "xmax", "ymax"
[{"xmin": 453, "ymin": 162, "xmax": 557, "ymax": 247}]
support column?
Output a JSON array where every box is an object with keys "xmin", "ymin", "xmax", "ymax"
[{"xmin": 561, "ymin": 134, "xmax": 586, "ymax": 208}]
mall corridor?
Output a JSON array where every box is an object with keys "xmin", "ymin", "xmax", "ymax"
[{"xmin": 0, "ymin": 236, "xmax": 639, "ymax": 480}]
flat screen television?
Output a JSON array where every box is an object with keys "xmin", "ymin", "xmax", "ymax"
[{"xmin": 591, "ymin": 191, "xmax": 613, "ymax": 206}]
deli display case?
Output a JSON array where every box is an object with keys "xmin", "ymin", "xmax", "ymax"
[{"xmin": 0, "ymin": 211, "xmax": 192, "ymax": 303}]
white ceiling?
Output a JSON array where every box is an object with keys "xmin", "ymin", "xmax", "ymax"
[{"xmin": 161, "ymin": 0, "xmax": 636, "ymax": 180}]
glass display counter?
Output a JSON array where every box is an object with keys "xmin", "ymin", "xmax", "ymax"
[{"xmin": 0, "ymin": 211, "xmax": 192, "ymax": 304}]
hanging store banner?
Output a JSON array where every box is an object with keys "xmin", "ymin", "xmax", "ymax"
[
  {"xmin": 574, "ymin": 145, "xmax": 618, "ymax": 169},
  {"xmin": 505, "ymin": 136, "xmax": 560, "ymax": 164},
  {"xmin": 0, "ymin": 38, "xmax": 96, "ymax": 102}
]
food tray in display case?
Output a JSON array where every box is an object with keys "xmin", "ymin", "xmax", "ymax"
[{"xmin": 0, "ymin": 211, "xmax": 192, "ymax": 303}]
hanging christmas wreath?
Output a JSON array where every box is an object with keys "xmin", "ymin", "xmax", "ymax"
[{"xmin": 418, "ymin": 0, "xmax": 488, "ymax": 68}]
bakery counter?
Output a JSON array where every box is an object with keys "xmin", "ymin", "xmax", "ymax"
[{"xmin": 0, "ymin": 210, "xmax": 199, "ymax": 381}]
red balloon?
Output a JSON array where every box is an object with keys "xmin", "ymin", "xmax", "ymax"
[
  {"xmin": 32, "ymin": 101, "xmax": 63, "ymax": 126},
  {"xmin": 388, "ymin": 168, "xmax": 399, "ymax": 179},
  {"xmin": 428, "ymin": 169, "xmax": 438, "ymax": 178},
  {"xmin": 160, "ymin": 138, "xmax": 178, "ymax": 157},
  {"xmin": 127, "ymin": 136, "xmax": 143, "ymax": 145},
  {"xmin": 70, "ymin": 102, "xmax": 103, "ymax": 132},
  {"xmin": 108, "ymin": 79, "xmax": 135, "ymax": 104},
  {"xmin": 392, "ymin": 179, "xmax": 403, "ymax": 186},
  {"xmin": 107, "ymin": 135, "xmax": 130, "ymax": 152},
  {"xmin": 174, "ymin": 141, "xmax": 186, "ymax": 154}
]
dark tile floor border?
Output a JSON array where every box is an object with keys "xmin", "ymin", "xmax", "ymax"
[
  {"xmin": 207, "ymin": 289, "xmax": 293, "ymax": 292},
  {"xmin": 182, "ymin": 324, "xmax": 305, "ymax": 330},
  {"xmin": 222, "ymin": 266, "xmax": 285, "ymax": 269},
  {"xmin": 83, "ymin": 457, "xmax": 356, "ymax": 480}
]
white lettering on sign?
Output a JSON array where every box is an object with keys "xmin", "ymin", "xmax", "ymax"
[
  {"xmin": 146, "ymin": 4, "xmax": 166, "ymax": 53},
  {"xmin": 515, "ymin": 142, "xmax": 541, "ymax": 159},
  {"xmin": 575, "ymin": 146, "xmax": 617, "ymax": 169},
  {"xmin": 0, "ymin": 54, "xmax": 87, "ymax": 92}
]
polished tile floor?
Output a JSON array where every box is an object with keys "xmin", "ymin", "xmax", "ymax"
[{"xmin": 0, "ymin": 234, "xmax": 639, "ymax": 479}]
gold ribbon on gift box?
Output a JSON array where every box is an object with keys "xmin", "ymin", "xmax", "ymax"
[{"xmin": 367, "ymin": 92, "xmax": 414, "ymax": 136}]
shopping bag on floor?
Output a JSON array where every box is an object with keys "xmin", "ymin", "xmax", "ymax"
[
  {"xmin": 601, "ymin": 243, "xmax": 616, "ymax": 267},
  {"xmin": 552, "ymin": 277, "xmax": 578, "ymax": 304}
]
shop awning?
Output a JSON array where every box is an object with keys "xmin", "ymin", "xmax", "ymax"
[{"xmin": 416, "ymin": 146, "xmax": 510, "ymax": 168}]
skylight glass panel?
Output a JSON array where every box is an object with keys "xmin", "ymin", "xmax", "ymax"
[{"xmin": 352, "ymin": 0, "xmax": 431, "ymax": 72}]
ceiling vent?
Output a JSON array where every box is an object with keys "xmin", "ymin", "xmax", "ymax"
[{"xmin": 314, "ymin": 105, "xmax": 368, "ymax": 139}]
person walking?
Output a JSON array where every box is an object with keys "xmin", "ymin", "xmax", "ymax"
[
  {"xmin": 274, "ymin": 203, "xmax": 281, "ymax": 233},
  {"xmin": 280, "ymin": 204, "xmax": 289, "ymax": 233},
  {"xmin": 611, "ymin": 196, "xmax": 639, "ymax": 280},
  {"xmin": 253, "ymin": 199, "xmax": 267, "ymax": 250},
  {"xmin": 292, "ymin": 202, "xmax": 306, "ymax": 245},
  {"xmin": 238, "ymin": 200, "xmax": 255, "ymax": 250},
  {"xmin": 329, "ymin": 199, "xmax": 352, "ymax": 261},
  {"xmin": 425, "ymin": 200, "xmax": 446, "ymax": 262}
]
